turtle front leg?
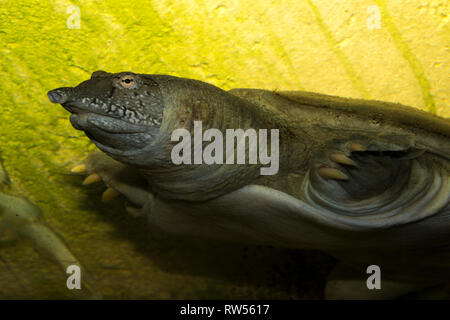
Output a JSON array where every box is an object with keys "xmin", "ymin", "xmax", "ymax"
[
  {"xmin": 0, "ymin": 163, "xmax": 101, "ymax": 299},
  {"xmin": 310, "ymin": 134, "xmax": 419, "ymax": 202},
  {"xmin": 71, "ymin": 151, "xmax": 151, "ymax": 217}
]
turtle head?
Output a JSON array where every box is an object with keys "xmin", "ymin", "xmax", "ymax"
[
  {"xmin": 47, "ymin": 71, "xmax": 164, "ymax": 156},
  {"xmin": 48, "ymin": 71, "xmax": 269, "ymax": 201}
]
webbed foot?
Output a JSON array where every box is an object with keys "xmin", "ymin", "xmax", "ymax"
[
  {"xmin": 310, "ymin": 134, "xmax": 424, "ymax": 202},
  {"xmin": 0, "ymin": 161, "xmax": 102, "ymax": 299},
  {"xmin": 71, "ymin": 151, "xmax": 150, "ymax": 217}
]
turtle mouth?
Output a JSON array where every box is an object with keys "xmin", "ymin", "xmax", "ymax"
[
  {"xmin": 61, "ymin": 102, "xmax": 157, "ymax": 153},
  {"xmin": 48, "ymin": 86, "xmax": 162, "ymax": 156},
  {"xmin": 69, "ymin": 112, "xmax": 156, "ymax": 153},
  {"xmin": 62, "ymin": 102, "xmax": 149, "ymax": 134}
]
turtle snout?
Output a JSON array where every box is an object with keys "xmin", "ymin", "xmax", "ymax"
[{"xmin": 47, "ymin": 87, "xmax": 72, "ymax": 104}]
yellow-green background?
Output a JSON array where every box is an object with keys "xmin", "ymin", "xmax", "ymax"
[{"xmin": 0, "ymin": 0, "xmax": 448, "ymax": 298}]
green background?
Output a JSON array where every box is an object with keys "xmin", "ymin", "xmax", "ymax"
[{"xmin": 0, "ymin": 0, "xmax": 448, "ymax": 298}]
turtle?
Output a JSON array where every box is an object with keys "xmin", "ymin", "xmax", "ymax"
[
  {"xmin": 0, "ymin": 157, "xmax": 101, "ymax": 299},
  {"xmin": 47, "ymin": 71, "xmax": 450, "ymax": 299}
]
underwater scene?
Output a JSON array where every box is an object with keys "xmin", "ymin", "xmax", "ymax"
[{"xmin": 0, "ymin": 0, "xmax": 449, "ymax": 300}]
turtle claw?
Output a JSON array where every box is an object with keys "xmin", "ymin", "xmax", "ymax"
[
  {"xmin": 318, "ymin": 167, "xmax": 349, "ymax": 180},
  {"xmin": 77, "ymin": 170, "xmax": 122, "ymax": 202},
  {"xmin": 71, "ymin": 164, "xmax": 87, "ymax": 174},
  {"xmin": 346, "ymin": 142, "xmax": 366, "ymax": 152},
  {"xmin": 329, "ymin": 153, "xmax": 358, "ymax": 167},
  {"xmin": 315, "ymin": 140, "xmax": 367, "ymax": 181},
  {"xmin": 82, "ymin": 173, "xmax": 102, "ymax": 185},
  {"xmin": 101, "ymin": 187, "xmax": 121, "ymax": 202}
]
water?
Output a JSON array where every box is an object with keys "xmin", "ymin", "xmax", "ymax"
[{"xmin": 0, "ymin": 1, "xmax": 448, "ymax": 299}]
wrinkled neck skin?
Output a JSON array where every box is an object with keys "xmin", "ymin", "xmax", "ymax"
[
  {"xmin": 50, "ymin": 73, "xmax": 291, "ymax": 201},
  {"xmin": 125, "ymin": 76, "xmax": 289, "ymax": 201}
]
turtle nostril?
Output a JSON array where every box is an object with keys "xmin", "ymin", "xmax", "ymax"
[{"xmin": 47, "ymin": 90, "xmax": 67, "ymax": 104}]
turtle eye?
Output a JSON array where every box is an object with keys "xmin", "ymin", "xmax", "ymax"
[{"xmin": 120, "ymin": 75, "xmax": 137, "ymax": 89}]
